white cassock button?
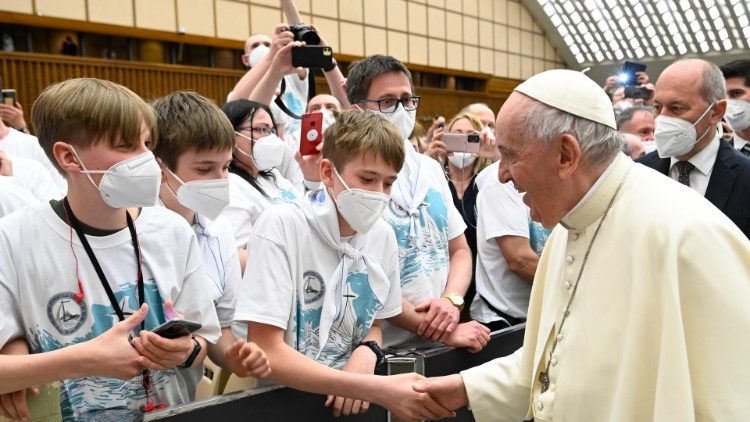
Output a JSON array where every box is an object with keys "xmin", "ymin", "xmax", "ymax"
[
  {"xmin": 551, "ymin": 358, "xmax": 558, "ymax": 367},
  {"xmin": 556, "ymin": 334, "xmax": 563, "ymax": 341},
  {"xmin": 566, "ymin": 255, "xmax": 575, "ymax": 264},
  {"xmin": 573, "ymin": 233, "xmax": 580, "ymax": 240},
  {"xmin": 564, "ymin": 281, "xmax": 572, "ymax": 290},
  {"xmin": 537, "ymin": 402, "xmax": 544, "ymax": 411}
]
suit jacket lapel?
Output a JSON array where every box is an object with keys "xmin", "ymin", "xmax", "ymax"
[{"xmin": 705, "ymin": 142, "xmax": 738, "ymax": 211}]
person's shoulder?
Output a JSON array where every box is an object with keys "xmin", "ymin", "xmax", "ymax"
[
  {"xmin": 0, "ymin": 202, "xmax": 51, "ymax": 236},
  {"xmin": 475, "ymin": 161, "xmax": 500, "ymax": 189},
  {"xmin": 636, "ymin": 149, "xmax": 666, "ymax": 168},
  {"xmin": 256, "ymin": 200, "xmax": 306, "ymax": 230},
  {"xmin": 137, "ymin": 206, "xmax": 194, "ymax": 239}
]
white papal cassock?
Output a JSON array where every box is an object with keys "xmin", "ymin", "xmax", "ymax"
[{"xmin": 461, "ymin": 152, "xmax": 750, "ymax": 421}]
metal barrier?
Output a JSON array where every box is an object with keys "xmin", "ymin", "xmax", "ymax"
[{"xmin": 146, "ymin": 324, "xmax": 525, "ymax": 422}]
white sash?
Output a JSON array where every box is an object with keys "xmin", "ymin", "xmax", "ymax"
[{"xmin": 302, "ymin": 190, "xmax": 391, "ymax": 359}]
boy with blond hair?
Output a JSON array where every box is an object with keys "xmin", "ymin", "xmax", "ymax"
[
  {"xmin": 235, "ymin": 110, "xmax": 453, "ymax": 420},
  {"xmin": 0, "ymin": 78, "xmax": 220, "ymax": 419}
]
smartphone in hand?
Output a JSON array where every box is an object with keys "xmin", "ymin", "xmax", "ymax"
[
  {"xmin": 151, "ymin": 319, "xmax": 201, "ymax": 339},
  {"xmin": 300, "ymin": 112, "xmax": 323, "ymax": 156},
  {"xmin": 442, "ymin": 132, "xmax": 481, "ymax": 154},
  {"xmin": 291, "ymin": 46, "xmax": 334, "ymax": 69}
]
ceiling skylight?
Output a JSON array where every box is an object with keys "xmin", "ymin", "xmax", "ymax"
[{"xmin": 537, "ymin": 0, "xmax": 750, "ymax": 65}]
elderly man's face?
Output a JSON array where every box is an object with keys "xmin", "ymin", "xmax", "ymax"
[
  {"xmin": 469, "ymin": 105, "xmax": 495, "ymax": 131},
  {"xmin": 653, "ymin": 61, "xmax": 724, "ymax": 144},
  {"xmin": 496, "ymin": 94, "xmax": 564, "ymax": 227}
]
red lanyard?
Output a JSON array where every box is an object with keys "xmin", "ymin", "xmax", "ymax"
[{"xmin": 62, "ymin": 198, "xmax": 165, "ymax": 412}]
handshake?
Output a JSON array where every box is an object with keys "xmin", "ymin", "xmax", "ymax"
[{"xmin": 374, "ymin": 372, "xmax": 469, "ymax": 421}]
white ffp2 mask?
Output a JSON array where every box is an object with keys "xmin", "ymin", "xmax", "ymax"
[
  {"xmin": 654, "ymin": 103, "xmax": 715, "ymax": 158},
  {"xmin": 331, "ymin": 166, "xmax": 390, "ymax": 234},
  {"xmin": 165, "ymin": 168, "xmax": 230, "ymax": 221},
  {"xmin": 376, "ymin": 104, "xmax": 416, "ymax": 140},
  {"xmin": 72, "ymin": 148, "xmax": 161, "ymax": 208},
  {"xmin": 725, "ymin": 99, "xmax": 750, "ymax": 132}
]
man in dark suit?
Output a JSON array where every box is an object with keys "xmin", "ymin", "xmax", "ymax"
[
  {"xmin": 720, "ymin": 60, "xmax": 750, "ymax": 157},
  {"xmin": 639, "ymin": 58, "xmax": 750, "ymax": 239}
]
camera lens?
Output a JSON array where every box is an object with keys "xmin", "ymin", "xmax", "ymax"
[{"xmin": 300, "ymin": 29, "xmax": 320, "ymax": 46}]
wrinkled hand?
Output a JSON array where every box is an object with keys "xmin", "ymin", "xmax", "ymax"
[
  {"xmin": 426, "ymin": 126, "xmax": 448, "ymax": 160},
  {"xmin": 414, "ymin": 297, "xmax": 460, "ymax": 341},
  {"xmin": 130, "ymin": 301, "xmax": 194, "ymax": 370},
  {"xmin": 440, "ymin": 321, "xmax": 490, "ymax": 353},
  {"xmin": 412, "ymin": 374, "xmax": 469, "ymax": 412},
  {"xmin": 378, "ymin": 373, "xmax": 456, "ymax": 421},
  {"xmin": 225, "ymin": 340, "xmax": 271, "ymax": 378},
  {"xmin": 0, "ymin": 150, "xmax": 12, "ymax": 177},
  {"xmin": 87, "ymin": 303, "xmax": 158, "ymax": 379},
  {"xmin": 0, "ymin": 102, "xmax": 26, "ymax": 131},
  {"xmin": 295, "ymin": 142, "xmax": 323, "ymax": 181},
  {"xmin": 325, "ymin": 346, "xmax": 376, "ymax": 417}
]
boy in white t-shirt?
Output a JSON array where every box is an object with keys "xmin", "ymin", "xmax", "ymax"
[
  {"xmin": 235, "ymin": 110, "xmax": 452, "ymax": 419},
  {"xmin": 0, "ymin": 78, "xmax": 221, "ymax": 420},
  {"xmin": 151, "ymin": 91, "xmax": 271, "ymax": 399},
  {"xmin": 346, "ymin": 54, "xmax": 490, "ymax": 349}
]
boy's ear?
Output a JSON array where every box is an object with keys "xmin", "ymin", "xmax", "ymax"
[
  {"xmin": 155, "ymin": 157, "xmax": 168, "ymax": 184},
  {"xmin": 320, "ymin": 158, "xmax": 335, "ymax": 189},
  {"xmin": 53, "ymin": 141, "xmax": 82, "ymax": 174}
]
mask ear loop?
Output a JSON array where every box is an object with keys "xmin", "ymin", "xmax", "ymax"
[{"xmin": 62, "ymin": 200, "xmax": 85, "ymax": 303}]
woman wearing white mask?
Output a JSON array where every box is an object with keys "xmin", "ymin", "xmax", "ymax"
[
  {"xmin": 152, "ymin": 92, "xmax": 271, "ymax": 399},
  {"xmin": 221, "ymin": 100, "xmax": 302, "ymax": 255},
  {"xmin": 428, "ymin": 112, "xmax": 492, "ymax": 318}
]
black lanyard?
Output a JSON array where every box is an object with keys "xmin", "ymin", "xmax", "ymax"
[{"xmin": 62, "ymin": 198, "xmax": 144, "ymax": 327}]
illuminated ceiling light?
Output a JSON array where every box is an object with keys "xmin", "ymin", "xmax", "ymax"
[
  {"xmin": 563, "ymin": 1, "xmax": 576, "ymax": 14},
  {"xmin": 635, "ymin": 47, "xmax": 645, "ymax": 57},
  {"xmin": 739, "ymin": 15, "xmax": 749, "ymax": 27},
  {"xmin": 655, "ymin": 45, "xmax": 666, "ymax": 55},
  {"xmin": 551, "ymin": 15, "xmax": 563, "ymax": 26},
  {"xmin": 640, "ymin": 15, "xmax": 651, "ymax": 26},
  {"xmin": 646, "ymin": 26, "xmax": 657, "ymax": 37},
  {"xmin": 677, "ymin": 43, "xmax": 688, "ymax": 54},
  {"xmin": 595, "ymin": 51, "xmax": 604, "ymax": 61},
  {"xmin": 685, "ymin": 10, "xmax": 696, "ymax": 21},
  {"xmin": 699, "ymin": 41, "xmax": 710, "ymax": 52},
  {"xmin": 723, "ymin": 39, "xmax": 733, "ymax": 50},
  {"xmin": 575, "ymin": 53, "xmax": 586, "ymax": 63},
  {"xmin": 615, "ymin": 49, "xmax": 625, "ymax": 60},
  {"xmin": 695, "ymin": 31, "xmax": 706, "ymax": 43},
  {"xmin": 543, "ymin": 4, "xmax": 556, "ymax": 14},
  {"xmin": 633, "ymin": 4, "xmax": 646, "ymax": 15},
  {"xmin": 708, "ymin": 6, "xmax": 720, "ymax": 19},
  {"xmin": 624, "ymin": 28, "xmax": 635, "ymax": 39}
]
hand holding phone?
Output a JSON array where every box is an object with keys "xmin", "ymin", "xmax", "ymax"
[
  {"xmin": 300, "ymin": 112, "xmax": 323, "ymax": 156},
  {"xmin": 291, "ymin": 46, "xmax": 334, "ymax": 69},
  {"xmin": 150, "ymin": 319, "xmax": 201, "ymax": 339},
  {"xmin": 2, "ymin": 89, "xmax": 16, "ymax": 106}
]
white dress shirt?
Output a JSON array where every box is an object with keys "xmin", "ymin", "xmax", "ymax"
[
  {"xmin": 669, "ymin": 134, "xmax": 720, "ymax": 196},
  {"xmin": 733, "ymin": 134, "xmax": 749, "ymax": 151}
]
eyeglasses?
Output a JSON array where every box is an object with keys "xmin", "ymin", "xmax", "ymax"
[
  {"xmin": 237, "ymin": 126, "xmax": 276, "ymax": 138},
  {"xmin": 358, "ymin": 96, "xmax": 421, "ymax": 113}
]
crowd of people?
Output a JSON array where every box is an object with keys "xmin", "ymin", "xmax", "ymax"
[{"xmin": 1, "ymin": 0, "xmax": 750, "ymax": 420}]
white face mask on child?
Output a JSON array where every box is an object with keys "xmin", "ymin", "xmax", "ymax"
[
  {"xmin": 331, "ymin": 166, "xmax": 390, "ymax": 234},
  {"xmin": 164, "ymin": 168, "xmax": 230, "ymax": 220},
  {"xmin": 71, "ymin": 147, "xmax": 161, "ymax": 208}
]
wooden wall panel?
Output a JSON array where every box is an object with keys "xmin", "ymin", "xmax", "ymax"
[
  {"xmin": 2, "ymin": 51, "xmax": 518, "ymax": 134},
  {"xmin": 0, "ymin": 52, "xmax": 243, "ymax": 131}
]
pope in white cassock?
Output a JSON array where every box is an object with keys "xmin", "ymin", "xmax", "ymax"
[{"xmin": 413, "ymin": 69, "xmax": 750, "ymax": 421}]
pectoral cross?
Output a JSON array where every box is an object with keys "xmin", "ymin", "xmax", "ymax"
[{"xmin": 539, "ymin": 371, "xmax": 550, "ymax": 393}]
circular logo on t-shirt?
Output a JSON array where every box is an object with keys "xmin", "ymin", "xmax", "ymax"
[
  {"xmin": 47, "ymin": 292, "xmax": 88, "ymax": 335},
  {"xmin": 306, "ymin": 129, "xmax": 319, "ymax": 142},
  {"xmin": 302, "ymin": 271, "xmax": 325, "ymax": 304}
]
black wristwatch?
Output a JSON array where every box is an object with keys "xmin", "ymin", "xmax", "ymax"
[
  {"xmin": 178, "ymin": 336, "xmax": 202, "ymax": 369},
  {"xmin": 357, "ymin": 340, "xmax": 385, "ymax": 366},
  {"xmin": 323, "ymin": 58, "xmax": 337, "ymax": 72}
]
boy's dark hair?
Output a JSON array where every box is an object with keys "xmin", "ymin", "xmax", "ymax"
[
  {"xmin": 346, "ymin": 55, "xmax": 413, "ymax": 104},
  {"xmin": 720, "ymin": 59, "xmax": 750, "ymax": 87},
  {"xmin": 151, "ymin": 91, "xmax": 235, "ymax": 171}
]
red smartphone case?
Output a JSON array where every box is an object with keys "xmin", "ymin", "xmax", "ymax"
[{"xmin": 300, "ymin": 112, "xmax": 323, "ymax": 156}]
